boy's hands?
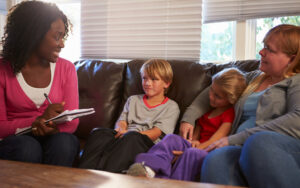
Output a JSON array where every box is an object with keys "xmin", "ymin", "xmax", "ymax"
[{"xmin": 114, "ymin": 120, "xmax": 128, "ymax": 138}]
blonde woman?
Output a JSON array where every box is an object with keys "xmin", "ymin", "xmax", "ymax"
[{"xmin": 195, "ymin": 24, "xmax": 300, "ymax": 188}]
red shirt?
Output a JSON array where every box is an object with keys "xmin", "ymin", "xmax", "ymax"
[{"xmin": 197, "ymin": 107, "xmax": 234, "ymax": 143}]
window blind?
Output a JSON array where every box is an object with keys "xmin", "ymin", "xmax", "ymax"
[
  {"xmin": 81, "ymin": 0, "xmax": 202, "ymax": 60},
  {"xmin": 0, "ymin": 0, "xmax": 6, "ymax": 14},
  {"xmin": 203, "ymin": 0, "xmax": 300, "ymax": 23}
]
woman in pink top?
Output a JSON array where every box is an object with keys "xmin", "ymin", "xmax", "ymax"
[{"xmin": 0, "ymin": 1, "xmax": 79, "ymax": 167}]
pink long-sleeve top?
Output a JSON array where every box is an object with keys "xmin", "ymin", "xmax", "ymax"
[{"xmin": 0, "ymin": 58, "xmax": 79, "ymax": 139}]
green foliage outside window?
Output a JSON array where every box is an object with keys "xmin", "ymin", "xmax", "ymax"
[
  {"xmin": 256, "ymin": 16, "xmax": 300, "ymax": 59},
  {"xmin": 200, "ymin": 22, "xmax": 234, "ymax": 62}
]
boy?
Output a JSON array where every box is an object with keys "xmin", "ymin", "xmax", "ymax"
[{"xmin": 79, "ymin": 59, "xmax": 180, "ymax": 173}]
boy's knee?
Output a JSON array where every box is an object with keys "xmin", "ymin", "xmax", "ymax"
[
  {"xmin": 122, "ymin": 131, "xmax": 143, "ymax": 142},
  {"xmin": 86, "ymin": 128, "xmax": 116, "ymax": 143},
  {"xmin": 91, "ymin": 128, "xmax": 115, "ymax": 137}
]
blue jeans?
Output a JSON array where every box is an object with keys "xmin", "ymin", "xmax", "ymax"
[
  {"xmin": 240, "ymin": 131, "xmax": 300, "ymax": 188},
  {"xmin": 0, "ymin": 132, "xmax": 79, "ymax": 167},
  {"xmin": 201, "ymin": 145, "xmax": 247, "ymax": 186},
  {"xmin": 201, "ymin": 131, "xmax": 300, "ymax": 188}
]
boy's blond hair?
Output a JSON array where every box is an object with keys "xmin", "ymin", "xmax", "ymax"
[
  {"xmin": 212, "ymin": 68, "xmax": 247, "ymax": 104},
  {"xmin": 140, "ymin": 59, "xmax": 173, "ymax": 86}
]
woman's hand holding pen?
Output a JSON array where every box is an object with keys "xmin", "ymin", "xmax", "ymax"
[
  {"xmin": 31, "ymin": 117, "xmax": 59, "ymax": 136},
  {"xmin": 31, "ymin": 101, "xmax": 65, "ymax": 136},
  {"xmin": 41, "ymin": 102, "xmax": 65, "ymax": 120}
]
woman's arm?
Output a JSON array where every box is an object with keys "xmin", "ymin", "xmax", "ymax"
[
  {"xmin": 180, "ymin": 87, "xmax": 211, "ymax": 139},
  {"xmin": 0, "ymin": 66, "xmax": 37, "ymax": 138},
  {"xmin": 181, "ymin": 87, "xmax": 211, "ymax": 126},
  {"xmin": 229, "ymin": 75, "xmax": 300, "ymax": 145},
  {"xmin": 56, "ymin": 60, "xmax": 79, "ymax": 133}
]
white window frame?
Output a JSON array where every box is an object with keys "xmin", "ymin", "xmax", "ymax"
[{"xmin": 235, "ymin": 20, "xmax": 257, "ymax": 60}]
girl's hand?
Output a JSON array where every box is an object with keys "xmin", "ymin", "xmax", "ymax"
[
  {"xmin": 191, "ymin": 140, "xmax": 201, "ymax": 148},
  {"xmin": 41, "ymin": 102, "xmax": 65, "ymax": 120},
  {"xmin": 205, "ymin": 137, "xmax": 229, "ymax": 152},
  {"xmin": 172, "ymin": 150, "xmax": 184, "ymax": 156},
  {"xmin": 172, "ymin": 150, "xmax": 184, "ymax": 164},
  {"xmin": 31, "ymin": 117, "xmax": 59, "ymax": 136}
]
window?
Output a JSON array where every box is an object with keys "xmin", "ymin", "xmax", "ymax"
[
  {"xmin": 200, "ymin": 21, "xmax": 234, "ymax": 62},
  {"xmin": 4, "ymin": 1, "xmax": 299, "ymax": 63},
  {"xmin": 202, "ymin": 0, "xmax": 300, "ymax": 62},
  {"xmin": 0, "ymin": 0, "xmax": 7, "ymax": 51},
  {"xmin": 41, "ymin": 0, "xmax": 81, "ymax": 63},
  {"xmin": 256, "ymin": 16, "xmax": 300, "ymax": 59},
  {"xmin": 1, "ymin": 0, "xmax": 80, "ymax": 62}
]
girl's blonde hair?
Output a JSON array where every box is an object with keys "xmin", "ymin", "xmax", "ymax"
[
  {"xmin": 243, "ymin": 24, "xmax": 300, "ymax": 95},
  {"xmin": 140, "ymin": 59, "xmax": 173, "ymax": 92},
  {"xmin": 212, "ymin": 68, "xmax": 247, "ymax": 104}
]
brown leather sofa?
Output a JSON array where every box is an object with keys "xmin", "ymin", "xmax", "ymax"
[{"xmin": 74, "ymin": 59, "xmax": 260, "ymax": 144}]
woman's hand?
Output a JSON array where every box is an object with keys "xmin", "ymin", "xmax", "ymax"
[
  {"xmin": 205, "ymin": 137, "xmax": 229, "ymax": 152},
  {"xmin": 31, "ymin": 117, "xmax": 59, "ymax": 136},
  {"xmin": 41, "ymin": 102, "xmax": 65, "ymax": 120},
  {"xmin": 180, "ymin": 122, "xmax": 194, "ymax": 141},
  {"xmin": 31, "ymin": 102, "xmax": 64, "ymax": 136}
]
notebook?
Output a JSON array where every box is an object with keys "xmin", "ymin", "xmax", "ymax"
[{"xmin": 15, "ymin": 108, "xmax": 95, "ymax": 136}]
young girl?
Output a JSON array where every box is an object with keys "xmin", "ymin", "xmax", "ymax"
[{"xmin": 127, "ymin": 68, "xmax": 247, "ymax": 181}]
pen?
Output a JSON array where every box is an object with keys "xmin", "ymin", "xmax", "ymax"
[{"xmin": 44, "ymin": 93, "xmax": 52, "ymax": 104}]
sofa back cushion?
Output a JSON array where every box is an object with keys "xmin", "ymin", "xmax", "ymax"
[
  {"xmin": 75, "ymin": 60, "xmax": 126, "ymax": 139},
  {"xmin": 205, "ymin": 60, "xmax": 260, "ymax": 76},
  {"xmin": 74, "ymin": 59, "xmax": 260, "ymax": 139}
]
